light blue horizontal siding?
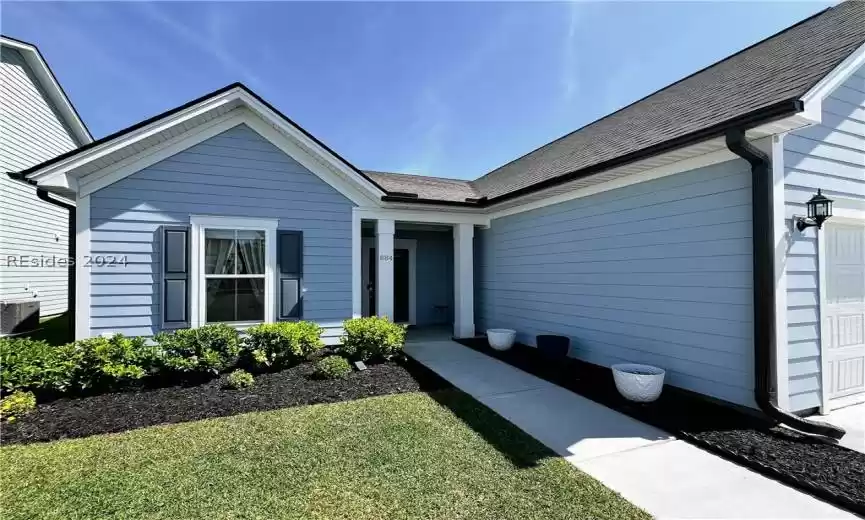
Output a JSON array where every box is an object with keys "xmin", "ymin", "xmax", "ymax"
[
  {"xmin": 784, "ymin": 63, "xmax": 865, "ymax": 412},
  {"xmin": 477, "ymin": 158, "xmax": 756, "ymax": 407},
  {"xmin": 89, "ymin": 123, "xmax": 354, "ymax": 338}
]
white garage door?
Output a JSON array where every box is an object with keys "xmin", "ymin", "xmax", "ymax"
[{"xmin": 823, "ymin": 221, "xmax": 865, "ymax": 410}]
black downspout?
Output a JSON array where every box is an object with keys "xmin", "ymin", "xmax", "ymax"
[
  {"xmin": 35, "ymin": 189, "xmax": 75, "ymax": 342},
  {"xmin": 725, "ymin": 130, "xmax": 844, "ymax": 440},
  {"xmin": 5, "ymin": 172, "xmax": 76, "ymax": 341}
]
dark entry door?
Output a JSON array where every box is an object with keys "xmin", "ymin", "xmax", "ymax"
[
  {"xmin": 393, "ymin": 249, "xmax": 409, "ymax": 323},
  {"xmin": 367, "ymin": 248, "xmax": 409, "ymax": 322}
]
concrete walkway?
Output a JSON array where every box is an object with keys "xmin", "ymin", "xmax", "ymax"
[
  {"xmin": 823, "ymin": 403, "xmax": 865, "ymax": 454},
  {"xmin": 406, "ymin": 340, "xmax": 856, "ymax": 519}
]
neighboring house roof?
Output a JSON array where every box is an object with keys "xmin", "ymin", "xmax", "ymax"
[
  {"xmin": 471, "ymin": 0, "xmax": 865, "ymax": 202},
  {"xmin": 364, "ymin": 171, "xmax": 480, "ymax": 203},
  {"xmin": 0, "ymin": 35, "xmax": 92, "ymax": 146},
  {"xmin": 16, "ymin": 1, "xmax": 865, "ymax": 208}
]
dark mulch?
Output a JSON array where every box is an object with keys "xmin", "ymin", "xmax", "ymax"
[
  {"xmin": 455, "ymin": 337, "xmax": 865, "ymax": 516},
  {"xmin": 2, "ymin": 356, "xmax": 451, "ymax": 445}
]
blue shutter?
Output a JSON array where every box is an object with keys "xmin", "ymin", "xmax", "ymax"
[
  {"xmin": 277, "ymin": 231, "xmax": 302, "ymax": 319},
  {"xmin": 162, "ymin": 225, "xmax": 190, "ymax": 328}
]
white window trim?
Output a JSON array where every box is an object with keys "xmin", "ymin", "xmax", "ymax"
[{"xmin": 189, "ymin": 215, "xmax": 278, "ymax": 328}]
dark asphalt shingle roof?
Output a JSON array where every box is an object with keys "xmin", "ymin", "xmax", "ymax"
[
  {"xmin": 467, "ymin": 0, "xmax": 865, "ymax": 201},
  {"xmin": 364, "ymin": 171, "xmax": 479, "ymax": 203}
]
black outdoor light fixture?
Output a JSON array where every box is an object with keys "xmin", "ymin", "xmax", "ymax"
[{"xmin": 795, "ymin": 189, "xmax": 833, "ymax": 231}]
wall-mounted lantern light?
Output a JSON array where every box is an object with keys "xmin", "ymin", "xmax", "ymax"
[{"xmin": 795, "ymin": 189, "xmax": 833, "ymax": 231}]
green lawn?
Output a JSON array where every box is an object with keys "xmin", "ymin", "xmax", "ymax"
[
  {"xmin": 24, "ymin": 312, "xmax": 71, "ymax": 346},
  {"xmin": 0, "ymin": 390, "xmax": 647, "ymax": 520}
]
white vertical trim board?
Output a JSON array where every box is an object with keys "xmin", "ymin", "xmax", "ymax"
[
  {"xmin": 363, "ymin": 237, "xmax": 417, "ymax": 325},
  {"xmin": 351, "ymin": 209, "xmax": 362, "ymax": 318},
  {"xmin": 75, "ymin": 194, "xmax": 91, "ymax": 339},
  {"xmin": 453, "ymin": 223, "xmax": 475, "ymax": 338},
  {"xmin": 188, "ymin": 215, "xmax": 278, "ymax": 328},
  {"xmin": 374, "ymin": 219, "xmax": 395, "ymax": 322},
  {"xmin": 771, "ymin": 133, "xmax": 790, "ymax": 411},
  {"xmin": 816, "ymin": 225, "xmax": 830, "ymax": 414}
]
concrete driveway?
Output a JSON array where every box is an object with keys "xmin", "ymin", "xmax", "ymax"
[
  {"xmin": 823, "ymin": 403, "xmax": 865, "ymax": 454},
  {"xmin": 406, "ymin": 340, "xmax": 857, "ymax": 519}
]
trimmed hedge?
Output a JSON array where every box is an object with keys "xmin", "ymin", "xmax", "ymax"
[
  {"xmin": 225, "ymin": 369, "xmax": 254, "ymax": 390},
  {"xmin": 243, "ymin": 321, "xmax": 324, "ymax": 369},
  {"xmin": 313, "ymin": 355, "xmax": 352, "ymax": 380},
  {"xmin": 154, "ymin": 324, "xmax": 241, "ymax": 376},
  {"xmin": 340, "ymin": 317, "xmax": 406, "ymax": 361},
  {"xmin": 0, "ymin": 321, "xmax": 325, "ymax": 399},
  {"xmin": 0, "ymin": 338, "xmax": 76, "ymax": 396},
  {"xmin": 71, "ymin": 335, "xmax": 158, "ymax": 391}
]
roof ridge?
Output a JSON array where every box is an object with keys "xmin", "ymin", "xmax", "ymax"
[{"xmin": 364, "ymin": 170, "xmax": 474, "ymax": 183}]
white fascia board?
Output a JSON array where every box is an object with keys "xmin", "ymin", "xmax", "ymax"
[
  {"xmin": 800, "ymin": 41, "xmax": 865, "ymax": 124},
  {"xmin": 486, "ymin": 145, "xmax": 739, "ymax": 220},
  {"xmin": 354, "ymin": 207, "xmax": 489, "ymax": 227},
  {"xmin": 236, "ymin": 90, "xmax": 386, "ymax": 202},
  {"xmin": 1, "ymin": 37, "xmax": 92, "ymax": 145},
  {"xmin": 28, "ymin": 88, "xmax": 241, "ymax": 184},
  {"xmin": 240, "ymin": 115, "xmax": 380, "ymax": 207},
  {"xmin": 29, "ymin": 87, "xmax": 386, "ymax": 207},
  {"xmin": 78, "ymin": 110, "xmax": 248, "ymax": 196}
]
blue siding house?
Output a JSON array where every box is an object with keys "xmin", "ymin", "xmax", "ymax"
[{"xmin": 14, "ymin": 1, "xmax": 865, "ymax": 428}]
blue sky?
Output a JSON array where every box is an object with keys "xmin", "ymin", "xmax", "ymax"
[{"xmin": 4, "ymin": 1, "xmax": 832, "ymax": 180}]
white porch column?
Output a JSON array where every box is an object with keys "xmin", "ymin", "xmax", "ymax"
[
  {"xmin": 453, "ymin": 223, "xmax": 475, "ymax": 338},
  {"xmin": 351, "ymin": 210, "xmax": 362, "ymax": 318},
  {"xmin": 376, "ymin": 219, "xmax": 395, "ymax": 321}
]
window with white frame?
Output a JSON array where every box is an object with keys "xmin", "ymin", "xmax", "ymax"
[
  {"xmin": 204, "ymin": 229, "xmax": 266, "ymax": 322},
  {"xmin": 190, "ymin": 216, "xmax": 278, "ymax": 327}
]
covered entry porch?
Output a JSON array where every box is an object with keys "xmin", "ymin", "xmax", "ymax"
[{"xmin": 352, "ymin": 208, "xmax": 483, "ymax": 338}]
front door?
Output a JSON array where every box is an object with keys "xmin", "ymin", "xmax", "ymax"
[
  {"xmin": 823, "ymin": 221, "xmax": 865, "ymax": 410},
  {"xmin": 366, "ymin": 246, "xmax": 410, "ymax": 323}
]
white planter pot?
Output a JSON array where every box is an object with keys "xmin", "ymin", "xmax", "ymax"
[
  {"xmin": 486, "ymin": 329, "xmax": 516, "ymax": 351},
  {"xmin": 612, "ymin": 363, "xmax": 666, "ymax": 403}
]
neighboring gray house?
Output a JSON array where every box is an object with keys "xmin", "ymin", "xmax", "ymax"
[
  {"xmin": 16, "ymin": 1, "xmax": 865, "ymax": 419},
  {"xmin": 0, "ymin": 36, "xmax": 92, "ymax": 320}
]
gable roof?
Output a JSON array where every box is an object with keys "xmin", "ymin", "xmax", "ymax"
[
  {"xmin": 20, "ymin": 83, "xmax": 389, "ymax": 204},
  {"xmin": 16, "ymin": 1, "xmax": 865, "ymax": 208},
  {"xmin": 1, "ymin": 35, "xmax": 92, "ymax": 146},
  {"xmin": 470, "ymin": 0, "xmax": 865, "ymax": 203}
]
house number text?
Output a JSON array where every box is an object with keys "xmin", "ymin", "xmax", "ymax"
[{"xmin": 379, "ymin": 254, "xmax": 393, "ymax": 262}]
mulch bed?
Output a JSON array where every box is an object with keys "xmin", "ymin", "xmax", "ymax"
[
  {"xmin": 2, "ymin": 356, "xmax": 451, "ymax": 445},
  {"xmin": 454, "ymin": 337, "xmax": 865, "ymax": 516}
]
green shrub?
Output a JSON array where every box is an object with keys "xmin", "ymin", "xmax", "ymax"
[
  {"xmin": 243, "ymin": 321, "xmax": 324, "ymax": 368},
  {"xmin": 224, "ymin": 369, "xmax": 254, "ymax": 389},
  {"xmin": 339, "ymin": 317, "xmax": 406, "ymax": 361},
  {"xmin": 0, "ymin": 337, "xmax": 76, "ymax": 395},
  {"xmin": 1, "ymin": 390, "xmax": 36, "ymax": 422},
  {"xmin": 313, "ymin": 356, "xmax": 352, "ymax": 380},
  {"xmin": 154, "ymin": 324, "xmax": 241, "ymax": 376},
  {"xmin": 71, "ymin": 335, "xmax": 157, "ymax": 391}
]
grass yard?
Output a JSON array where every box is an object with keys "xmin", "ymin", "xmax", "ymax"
[
  {"xmin": 0, "ymin": 390, "xmax": 647, "ymax": 520},
  {"xmin": 24, "ymin": 312, "xmax": 71, "ymax": 346}
]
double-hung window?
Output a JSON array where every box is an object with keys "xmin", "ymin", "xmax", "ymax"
[
  {"xmin": 204, "ymin": 229, "xmax": 267, "ymax": 322},
  {"xmin": 190, "ymin": 216, "xmax": 278, "ymax": 327}
]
